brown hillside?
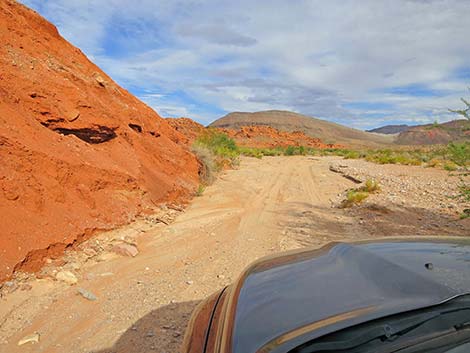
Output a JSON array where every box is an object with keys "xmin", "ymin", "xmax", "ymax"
[
  {"xmin": 0, "ymin": 0, "xmax": 199, "ymax": 282},
  {"xmin": 210, "ymin": 110, "xmax": 394, "ymax": 147},
  {"xmin": 166, "ymin": 117, "xmax": 341, "ymax": 149},
  {"xmin": 395, "ymin": 119, "xmax": 470, "ymax": 145}
]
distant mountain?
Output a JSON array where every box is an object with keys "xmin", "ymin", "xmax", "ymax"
[
  {"xmin": 210, "ymin": 110, "xmax": 393, "ymax": 147},
  {"xmin": 367, "ymin": 124, "xmax": 412, "ymax": 134},
  {"xmin": 395, "ymin": 119, "xmax": 470, "ymax": 145}
]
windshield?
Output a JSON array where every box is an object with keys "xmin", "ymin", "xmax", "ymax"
[{"xmin": 290, "ymin": 295, "xmax": 470, "ymax": 353}]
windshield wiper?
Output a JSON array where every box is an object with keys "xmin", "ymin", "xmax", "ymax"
[{"xmin": 293, "ymin": 296, "xmax": 470, "ymax": 353}]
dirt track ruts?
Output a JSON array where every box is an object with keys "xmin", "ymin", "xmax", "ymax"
[{"xmin": 0, "ymin": 156, "xmax": 466, "ymax": 353}]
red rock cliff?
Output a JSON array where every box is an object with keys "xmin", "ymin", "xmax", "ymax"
[{"xmin": 0, "ymin": 0, "xmax": 199, "ymax": 281}]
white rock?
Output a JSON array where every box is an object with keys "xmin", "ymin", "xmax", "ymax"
[
  {"xmin": 56, "ymin": 270, "xmax": 78, "ymax": 285},
  {"xmin": 17, "ymin": 332, "xmax": 40, "ymax": 346}
]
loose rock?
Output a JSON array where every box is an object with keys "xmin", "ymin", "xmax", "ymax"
[
  {"xmin": 94, "ymin": 74, "xmax": 106, "ymax": 87},
  {"xmin": 112, "ymin": 243, "xmax": 139, "ymax": 257},
  {"xmin": 17, "ymin": 332, "xmax": 40, "ymax": 346},
  {"xmin": 56, "ymin": 270, "xmax": 78, "ymax": 285},
  {"xmin": 77, "ymin": 288, "xmax": 97, "ymax": 301},
  {"xmin": 65, "ymin": 109, "xmax": 80, "ymax": 122}
]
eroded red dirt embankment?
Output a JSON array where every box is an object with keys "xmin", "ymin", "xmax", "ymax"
[
  {"xmin": 167, "ymin": 118, "xmax": 342, "ymax": 149},
  {"xmin": 0, "ymin": 0, "xmax": 199, "ymax": 282},
  {"xmin": 218, "ymin": 125, "xmax": 341, "ymax": 148}
]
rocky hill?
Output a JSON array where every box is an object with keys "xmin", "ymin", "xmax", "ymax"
[
  {"xmin": 367, "ymin": 124, "xmax": 412, "ymax": 134},
  {"xmin": 218, "ymin": 125, "xmax": 340, "ymax": 149},
  {"xmin": 166, "ymin": 117, "xmax": 205, "ymax": 143},
  {"xmin": 0, "ymin": 0, "xmax": 199, "ymax": 282},
  {"xmin": 395, "ymin": 119, "xmax": 470, "ymax": 145},
  {"xmin": 167, "ymin": 117, "xmax": 341, "ymax": 149},
  {"xmin": 210, "ymin": 110, "xmax": 393, "ymax": 147}
]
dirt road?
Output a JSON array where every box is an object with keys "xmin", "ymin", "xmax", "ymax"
[{"xmin": 0, "ymin": 156, "xmax": 467, "ymax": 353}]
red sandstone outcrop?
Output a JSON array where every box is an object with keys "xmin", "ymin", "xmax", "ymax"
[{"xmin": 0, "ymin": 0, "xmax": 199, "ymax": 281}]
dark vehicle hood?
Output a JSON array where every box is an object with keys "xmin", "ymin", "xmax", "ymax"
[{"xmin": 221, "ymin": 238, "xmax": 470, "ymax": 353}]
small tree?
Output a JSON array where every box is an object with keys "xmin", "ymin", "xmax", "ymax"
[{"xmin": 449, "ymin": 88, "xmax": 470, "ymax": 120}]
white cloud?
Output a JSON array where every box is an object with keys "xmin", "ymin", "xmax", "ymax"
[{"xmin": 19, "ymin": 0, "xmax": 470, "ymax": 128}]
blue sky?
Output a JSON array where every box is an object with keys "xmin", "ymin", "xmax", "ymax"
[{"xmin": 20, "ymin": 0, "xmax": 470, "ymax": 129}]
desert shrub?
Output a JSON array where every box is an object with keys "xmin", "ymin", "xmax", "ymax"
[
  {"xmin": 456, "ymin": 182, "xmax": 470, "ymax": 219},
  {"xmin": 426, "ymin": 120, "xmax": 441, "ymax": 130},
  {"xmin": 362, "ymin": 179, "xmax": 381, "ymax": 193},
  {"xmin": 285, "ymin": 146, "xmax": 296, "ymax": 156},
  {"xmin": 239, "ymin": 147, "xmax": 285, "ymax": 158},
  {"xmin": 196, "ymin": 129, "xmax": 237, "ymax": 151},
  {"xmin": 239, "ymin": 143, "xmax": 468, "ymax": 170},
  {"xmin": 447, "ymin": 142, "xmax": 470, "ymax": 166},
  {"xmin": 343, "ymin": 150, "xmax": 361, "ymax": 159},
  {"xmin": 459, "ymin": 183, "xmax": 470, "ymax": 202},
  {"xmin": 191, "ymin": 144, "xmax": 216, "ymax": 185},
  {"xmin": 362, "ymin": 149, "xmax": 425, "ymax": 166},
  {"xmin": 341, "ymin": 179, "xmax": 381, "ymax": 207},
  {"xmin": 443, "ymin": 161, "xmax": 458, "ymax": 171},
  {"xmin": 195, "ymin": 185, "xmax": 205, "ymax": 196},
  {"xmin": 449, "ymin": 91, "xmax": 470, "ymax": 121},
  {"xmin": 239, "ymin": 147, "xmax": 263, "ymax": 159},
  {"xmin": 427, "ymin": 159, "xmax": 443, "ymax": 168},
  {"xmin": 240, "ymin": 145, "xmax": 319, "ymax": 157},
  {"xmin": 295, "ymin": 144, "xmax": 465, "ymax": 170},
  {"xmin": 341, "ymin": 190, "xmax": 369, "ymax": 207},
  {"xmin": 262, "ymin": 148, "xmax": 283, "ymax": 156},
  {"xmin": 194, "ymin": 130, "xmax": 239, "ymax": 171}
]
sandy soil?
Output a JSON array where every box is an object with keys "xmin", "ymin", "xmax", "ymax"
[{"xmin": 0, "ymin": 156, "xmax": 468, "ymax": 353}]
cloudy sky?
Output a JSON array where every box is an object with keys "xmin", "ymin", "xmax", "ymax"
[{"xmin": 20, "ymin": 0, "xmax": 470, "ymax": 129}]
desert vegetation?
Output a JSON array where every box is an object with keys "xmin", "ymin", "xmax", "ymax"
[
  {"xmin": 340, "ymin": 179, "xmax": 381, "ymax": 208},
  {"xmin": 191, "ymin": 129, "xmax": 240, "ymax": 186},
  {"xmin": 239, "ymin": 142, "xmax": 470, "ymax": 170},
  {"xmin": 190, "ymin": 128, "xmax": 470, "ymax": 175},
  {"xmin": 458, "ymin": 183, "xmax": 470, "ymax": 219},
  {"xmin": 449, "ymin": 89, "xmax": 470, "ymax": 120}
]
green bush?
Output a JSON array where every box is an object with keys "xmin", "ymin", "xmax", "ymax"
[
  {"xmin": 341, "ymin": 190, "xmax": 369, "ymax": 207},
  {"xmin": 447, "ymin": 142, "xmax": 470, "ymax": 166},
  {"xmin": 196, "ymin": 130, "xmax": 238, "ymax": 152},
  {"xmin": 343, "ymin": 150, "xmax": 361, "ymax": 159},
  {"xmin": 194, "ymin": 130, "xmax": 240, "ymax": 171},
  {"xmin": 461, "ymin": 209, "xmax": 470, "ymax": 219},
  {"xmin": 195, "ymin": 185, "xmax": 205, "ymax": 196},
  {"xmin": 443, "ymin": 161, "xmax": 458, "ymax": 171},
  {"xmin": 240, "ymin": 145, "xmax": 312, "ymax": 157},
  {"xmin": 239, "ymin": 147, "xmax": 263, "ymax": 159},
  {"xmin": 285, "ymin": 146, "xmax": 296, "ymax": 156},
  {"xmin": 192, "ymin": 130, "xmax": 240, "ymax": 185},
  {"xmin": 340, "ymin": 179, "xmax": 382, "ymax": 208},
  {"xmin": 459, "ymin": 183, "xmax": 470, "ymax": 202},
  {"xmin": 216, "ymin": 139, "xmax": 469, "ymax": 172},
  {"xmin": 261, "ymin": 148, "xmax": 283, "ymax": 156},
  {"xmin": 362, "ymin": 179, "xmax": 380, "ymax": 193},
  {"xmin": 449, "ymin": 91, "xmax": 470, "ymax": 121}
]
